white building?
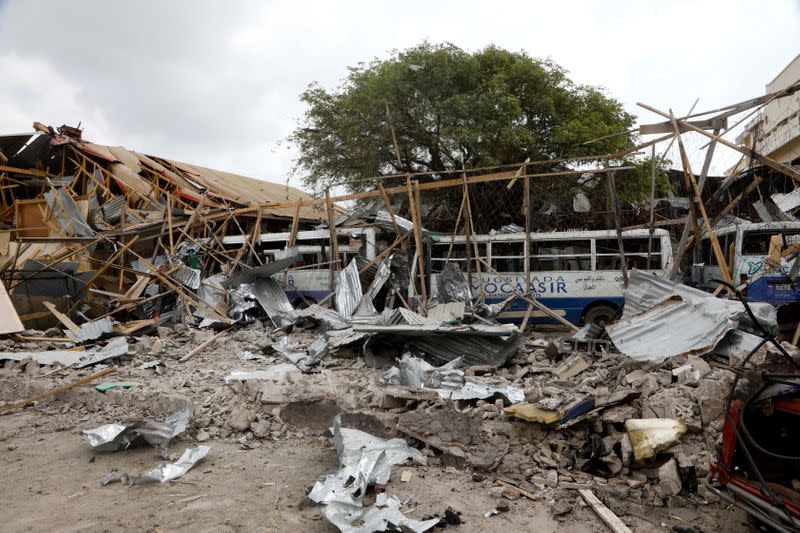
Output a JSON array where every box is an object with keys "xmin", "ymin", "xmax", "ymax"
[{"xmin": 732, "ymin": 54, "xmax": 800, "ymax": 172}]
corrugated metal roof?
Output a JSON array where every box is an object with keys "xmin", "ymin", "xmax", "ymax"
[
  {"xmin": 165, "ymin": 159, "xmax": 324, "ymax": 219},
  {"xmin": 109, "ymin": 162, "xmax": 153, "ymax": 199},
  {"xmin": 108, "ymin": 146, "xmax": 142, "ymax": 173}
]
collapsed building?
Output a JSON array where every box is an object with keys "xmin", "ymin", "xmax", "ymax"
[{"xmin": 1, "ymin": 75, "xmax": 800, "ymax": 532}]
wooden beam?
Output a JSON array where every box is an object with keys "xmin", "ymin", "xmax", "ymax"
[
  {"xmin": 638, "ymin": 102, "xmax": 800, "ymax": 182},
  {"xmin": 407, "ymin": 178, "xmax": 427, "ymax": 305},
  {"xmin": 0, "ymin": 165, "xmax": 50, "ymax": 178},
  {"xmin": 669, "ymin": 110, "xmax": 732, "ymax": 284},
  {"xmin": 687, "ymin": 175, "xmax": 764, "ymax": 251},
  {"xmin": 325, "ymin": 187, "xmax": 339, "ymax": 294},
  {"xmin": 476, "ymin": 256, "xmax": 578, "ymax": 331},
  {"xmin": 606, "ymin": 170, "xmax": 628, "ymax": 287},
  {"xmin": 520, "ymin": 171, "xmax": 532, "ymax": 332},
  {"xmin": 578, "ymin": 489, "xmax": 632, "ymax": 533},
  {"xmin": 639, "ymin": 116, "xmax": 726, "ymax": 135},
  {"xmin": 669, "ymin": 127, "xmax": 721, "ymax": 277},
  {"xmin": 221, "ymin": 166, "xmax": 636, "ymax": 218},
  {"xmin": 42, "ymin": 301, "xmax": 80, "ymax": 335}
]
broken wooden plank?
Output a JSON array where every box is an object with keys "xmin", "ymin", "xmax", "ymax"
[
  {"xmin": 578, "ymin": 488, "xmax": 632, "ymax": 533},
  {"xmin": 42, "ymin": 301, "xmax": 80, "ymax": 335}
]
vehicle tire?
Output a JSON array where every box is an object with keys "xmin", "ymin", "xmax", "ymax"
[{"xmin": 583, "ymin": 304, "xmax": 617, "ymax": 326}]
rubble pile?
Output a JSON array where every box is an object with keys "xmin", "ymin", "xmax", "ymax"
[
  {"xmin": 2, "ymin": 257, "xmax": 794, "ymax": 532},
  {"xmin": 1, "ymin": 97, "xmax": 799, "ymax": 531}
]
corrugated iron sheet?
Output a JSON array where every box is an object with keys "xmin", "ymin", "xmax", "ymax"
[{"xmin": 109, "ymin": 162, "xmax": 153, "ymax": 199}]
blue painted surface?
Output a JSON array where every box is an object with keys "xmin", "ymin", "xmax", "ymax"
[
  {"xmin": 490, "ymin": 295, "xmax": 624, "ymax": 325},
  {"xmin": 744, "ymin": 276, "xmax": 800, "ymax": 306}
]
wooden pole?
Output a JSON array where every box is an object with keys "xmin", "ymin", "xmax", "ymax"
[
  {"xmin": 646, "ymin": 144, "xmax": 657, "ymax": 269},
  {"xmin": 668, "ymin": 127, "xmax": 720, "ymax": 278},
  {"xmin": 638, "ymin": 101, "xmax": 800, "ymax": 182},
  {"xmin": 476, "ymin": 256, "xmax": 578, "ymax": 331},
  {"xmin": 668, "ymin": 110, "xmax": 732, "ymax": 285},
  {"xmin": 519, "ymin": 171, "xmax": 534, "ymax": 332},
  {"xmin": 325, "ymin": 187, "xmax": 339, "ymax": 295},
  {"xmin": 606, "ymin": 170, "xmax": 628, "ymax": 287},
  {"xmin": 406, "ymin": 178, "xmax": 427, "ymax": 305}
]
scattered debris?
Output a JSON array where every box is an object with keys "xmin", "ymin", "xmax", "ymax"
[{"xmin": 308, "ymin": 416, "xmax": 438, "ymax": 533}]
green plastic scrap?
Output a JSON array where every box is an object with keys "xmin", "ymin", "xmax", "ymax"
[{"xmin": 95, "ymin": 381, "xmax": 139, "ymax": 392}]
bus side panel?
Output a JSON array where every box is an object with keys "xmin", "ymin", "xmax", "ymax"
[
  {"xmin": 284, "ymin": 270, "xmax": 331, "ymax": 304},
  {"xmin": 429, "ymin": 271, "xmax": 628, "ymax": 325}
]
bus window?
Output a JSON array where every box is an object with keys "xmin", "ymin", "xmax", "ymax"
[
  {"xmin": 491, "ymin": 242, "xmax": 524, "ymax": 272},
  {"xmin": 596, "ymin": 238, "xmax": 662, "ymax": 270},
  {"xmin": 742, "ymin": 230, "xmax": 800, "ymax": 255},
  {"xmin": 531, "ymin": 240, "xmax": 591, "ymax": 271},
  {"xmin": 429, "ymin": 242, "xmax": 487, "ymax": 273}
]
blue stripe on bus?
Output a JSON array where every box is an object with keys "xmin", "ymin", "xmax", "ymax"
[{"xmin": 485, "ymin": 296, "xmax": 625, "ymax": 325}]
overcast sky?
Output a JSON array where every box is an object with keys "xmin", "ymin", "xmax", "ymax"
[{"xmin": 1, "ymin": 0, "xmax": 798, "ymax": 188}]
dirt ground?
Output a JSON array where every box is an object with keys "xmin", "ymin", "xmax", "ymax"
[
  {"xmin": 0, "ymin": 420, "xmax": 749, "ymax": 533},
  {"xmin": 0, "ymin": 324, "xmax": 751, "ymax": 533}
]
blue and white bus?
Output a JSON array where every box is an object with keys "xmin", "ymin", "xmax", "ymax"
[
  {"xmin": 691, "ymin": 221, "xmax": 800, "ymax": 308},
  {"xmin": 221, "ymin": 227, "xmax": 379, "ymax": 306},
  {"xmin": 428, "ymin": 228, "xmax": 674, "ymax": 325}
]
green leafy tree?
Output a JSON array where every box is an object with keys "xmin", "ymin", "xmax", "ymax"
[{"xmin": 289, "ymin": 42, "xmax": 636, "ymax": 193}]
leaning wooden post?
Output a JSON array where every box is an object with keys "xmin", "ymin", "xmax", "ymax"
[
  {"xmin": 519, "ymin": 169, "xmax": 534, "ymax": 332},
  {"xmin": 407, "ymin": 178, "xmax": 427, "ymax": 307},
  {"xmin": 462, "ymin": 172, "xmax": 485, "ymax": 304},
  {"xmin": 325, "ymin": 187, "xmax": 339, "ymax": 296},
  {"xmin": 606, "ymin": 169, "xmax": 628, "ymax": 287},
  {"xmin": 646, "ymin": 145, "xmax": 656, "ymax": 269},
  {"xmin": 669, "ymin": 109, "xmax": 732, "ymax": 285},
  {"xmin": 668, "ymin": 127, "xmax": 721, "ymax": 278}
]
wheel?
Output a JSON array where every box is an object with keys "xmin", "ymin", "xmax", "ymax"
[{"xmin": 583, "ymin": 304, "xmax": 617, "ymax": 326}]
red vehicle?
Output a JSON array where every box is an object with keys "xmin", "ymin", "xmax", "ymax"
[{"xmin": 705, "ymin": 283, "xmax": 800, "ymax": 532}]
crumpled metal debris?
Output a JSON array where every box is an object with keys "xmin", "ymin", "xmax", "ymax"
[
  {"xmin": 75, "ymin": 316, "xmax": 114, "ymax": 343},
  {"xmin": 490, "ymin": 223, "xmax": 524, "ymax": 234},
  {"xmin": 74, "ymin": 337, "xmax": 130, "ymax": 368},
  {"xmin": 234, "ymin": 349, "xmax": 267, "ymax": 362},
  {"xmin": 196, "ymin": 273, "xmax": 228, "ymax": 324},
  {"xmin": 228, "ymin": 283, "xmax": 258, "ymax": 321},
  {"xmin": 335, "ymin": 259, "xmax": 363, "ymax": 318},
  {"xmin": 272, "ymin": 335, "xmax": 328, "ymax": 372},
  {"xmin": 573, "ymin": 191, "xmax": 591, "ymax": 213},
  {"xmin": 322, "ymin": 495, "xmax": 438, "ymax": 533},
  {"xmin": 82, "ymin": 405, "xmax": 193, "ymax": 458},
  {"xmin": 253, "ymin": 276, "xmax": 297, "ymax": 328},
  {"xmin": 380, "ymin": 354, "xmax": 525, "ymax": 403},
  {"xmin": 44, "ymin": 187, "xmax": 96, "ymax": 237},
  {"xmin": 295, "ymin": 304, "xmax": 351, "ymax": 331},
  {"xmin": 309, "ymin": 416, "xmax": 436, "ymax": 533},
  {"xmin": 437, "ymin": 262, "xmax": 473, "ymax": 303},
  {"xmin": 138, "ymin": 359, "xmax": 166, "ymax": 375},
  {"xmin": 355, "ymin": 254, "xmax": 393, "ymax": 316},
  {"xmin": 139, "ymin": 445, "xmax": 210, "ymax": 483},
  {"xmin": 606, "ymin": 270, "xmax": 778, "ymax": 363},
  {"xmin": 360, "ymin": 327, "xmax": 523, "ymax": 367},
  {"xmin": 222, "ymin": 250, "xmax": 300, "ymax": 288},
  {"xmin": 172, "ymin": 263, "xmax": 202, "ymax": 290}
]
